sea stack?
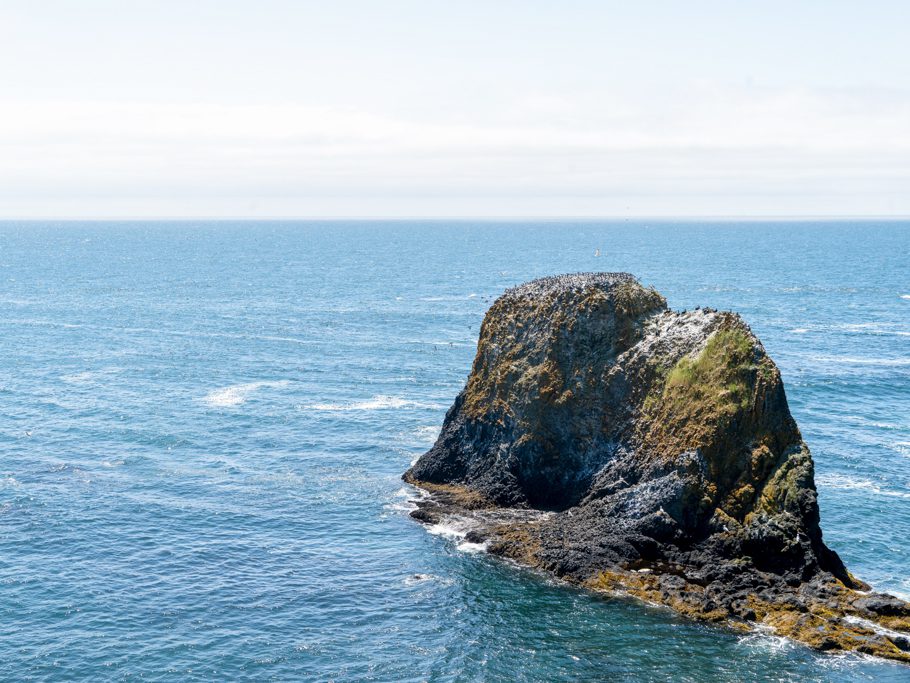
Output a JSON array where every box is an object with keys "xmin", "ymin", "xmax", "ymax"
[{"xmin": 405, "ymin": 273, "xmax": 910, "ymax": 662}]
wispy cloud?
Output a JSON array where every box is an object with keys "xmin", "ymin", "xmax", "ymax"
[{"xmin": 1, "ymin": 84, "xmax": 909, "ymax": 216}]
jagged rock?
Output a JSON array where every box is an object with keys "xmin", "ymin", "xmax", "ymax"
[{"xmin": 404, "ymin": 273, "xmax": 910, "ymax": 663}]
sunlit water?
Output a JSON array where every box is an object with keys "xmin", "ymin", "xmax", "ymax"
[{"xmin": 2, "ymin": 221, "xmax": 908, "ymax": 681}]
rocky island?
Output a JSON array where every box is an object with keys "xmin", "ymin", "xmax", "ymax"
[{"xmin": 404, "ymin": 273, "xmax": 910, "ymax": 662}]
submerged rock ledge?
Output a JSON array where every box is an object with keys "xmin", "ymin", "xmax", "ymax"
[{"xmin": 405, "ymin": 273, "xmax": 910, "ymax": 662}]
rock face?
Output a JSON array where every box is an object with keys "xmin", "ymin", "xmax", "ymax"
[{"xmin": 404, "ymin": 273, "xmax": 910, "ymax": 662}]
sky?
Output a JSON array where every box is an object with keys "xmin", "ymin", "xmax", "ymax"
[{"xmin": 1, "ymin": 1, "xmax": 909, "ymax": 218}]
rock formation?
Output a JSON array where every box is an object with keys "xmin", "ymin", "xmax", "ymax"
[{"xmin": 404, "ymin": 273, "xmax": 910, "ymax": 662}]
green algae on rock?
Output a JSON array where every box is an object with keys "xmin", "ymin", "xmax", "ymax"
[{"xmin": 404, "ymin": 273, "xmax": 910, "ymax": 663}]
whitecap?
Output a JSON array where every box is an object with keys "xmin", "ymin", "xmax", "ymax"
[
  {"xmin": 900, "ymin": 294, "xmax": 910, "ymax": 300},
  {"xmin": 61, "ymin": 367, "xmax": 123, "ymax": 384},
  {"xmin": 413, "ymin": 425, "xmax": 440, "ymax": 444},
  {"xmin": 304, "ymin": 395, "xmax": 442, "ymax": 411},
  {"xmin": 841, "ymin": 415, "xmax": 904, "ymax": 430},
  {"xmin": 736, "ymin": 624, "xmax": 796, "ymax": 654},
  {"xmin": 843, "ymin": 615, "xmax": 910, "ymax": 640},
  {"xmin": 837, "ymin": 322, "xmax": 910, "ymax": 337},
  {"xmin": 808, "ymin": 355, "xmax": 910, "ymax": 366},
  {"xmin": 816, "ymin": 473, "xmax": 910, "ymax": 499},
  {"xmin": 426, "ymin": 521, "xmax": 469, "ymax": 540},
  {"xmin": 202, "ymin": 380, "xmax": 290, "ymax": 407},
  {"xmin": 790, "ymin": 328, "xmax": 809, "ymax": 334},
  {"xmin": 385, "ymin": 500, "xmax": 419, "ymax": 513},
  {"xmin": 419, "ymin": 294, "xmax": 478, "ymax": 302},
  {"xmin": 384, "ymin": 485, "xmax": 428, "ymax": 513},
  {"xmin": 423, "ymin": 517, "xmax": 489, "ymax": 554}
]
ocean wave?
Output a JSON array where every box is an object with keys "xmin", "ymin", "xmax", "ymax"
[
  {"xmin": 426, "ymin": 521, "xmax": 469, "ymax": 540},
  {"xmin": 790, "ymin": 328, "xmax": 809, "ymax": 334},
  {"xmin": 5, "ymin": 318, "xmax": 85, "ymax": 329},
  {"xmin": 901, "ymin": 294, "xmax": 910, "ymax": 300},
  {"xmin": 808, "ymin": 355, "xmax": 910, "ymax": 366},
  {"xmin": 305, "ymin": 395, "xmax": 443, "ymax": 411},
  {"xmin": 61, "ymin": 367, "xmax": 123, "ymax": 384},
  {"xmin": 456, "ymin": 540, "xmax": 489, "ymax": 553},
  {"xmin": 423, "ymin": 517, "xmax": 489, "ymax": 554},
  {"xmin": 841, "ymin": 415, "xmax": 905, "ymax": 430},
  {"xmin": 385, "ymin": 500, "xmax": 419, "ymax": 513},
  {"xmin": 736, "ymin": 629, "xmax": 796, "ymax": 655},
  {"xmin": 384, "ymin": 487, "xmax": 426, "ymax": 513},
  {"xmin": 418, "ymin": 294, "xmax": 481, "ymax": 302},
  {"xmin": 816, "ymin": 473, "xmax": 910, "ymax": 499},
  {"xmin": 202, "ymin": 380, "xmax": 290, "ymax": 407},
  {"xmin": 843, "ymin": 615, "xmax": 910, "ymax": 640},
  {"xmin": 837, "ymin": 322, "xmax": 910, "ymax": 337},
  {"xmin": 413, "ymin": 425, "xmax": 440, "ymax": 444},
  {"xmin": 405, "ymin": 339, "xmax": 474, "ymax": 348}
]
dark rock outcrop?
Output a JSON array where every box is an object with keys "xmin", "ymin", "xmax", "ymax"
[{"xmin": 404, "ymin": 273, "xmax": 910, "ymax": 662}]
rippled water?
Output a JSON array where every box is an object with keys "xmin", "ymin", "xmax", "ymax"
[{"xmin": 2, "ymin": 220, "xmax": 908, "ymax": 681}]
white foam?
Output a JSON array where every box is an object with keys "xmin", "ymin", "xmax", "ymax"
[
  {"xmin": 305, "ymin": 395, "xmax": 442, "ymax": 411},
  {"xmin": 841, "ymin": 415, "xmax": 903, "ymax": 430},
  {"xmin": 419, "ymin": 294, "xmax": 478, "ymax": 302},
  {"xmin": 61, "ymin": 367, "xmax": 123, "ymax": 384},
  {"xmin": 202, "ymin": 380, "xmax": 290, "ymax": 407},
  {"xmin": 809, "ymin": 355, "xmax": 910, "ymax": 366},
  {"xmin": 423, "ymin": 517, "xmax": 490, "ymax": 555},
  {"xmin": 413, "ymin": 425, "xmax": 440, "ymax": 444},
  {"xmin": 386, "ymin": 500, "xmax": 419, "ymax": 513},
  {"xmin": 790, "ymin": 328, "xmax": 809, "ymax": 334},
  {"xmin": 61, "ymin": 371, "xmax": 97, "ymax": 384},
  {"xmin": 843, "ymin": 615, "xmax": 910, "ymax": 640},
  {"xmin": 816, "ymin": 473, "xmax": 910, "ymax": 499},
  {"xmin": 900, "ymin": 294, "xmax": 910, "ymax": 300},
  {"xmin": 737, "ymin": 631, "xmax": 795, "ymax": 654},
  {"xmin": 837, "ymin": 322, "xmax": 910, "ymax": 337},
  {"xmin": 384, "ymin": 485, "xmax": 429, "ymax": 513},
  {"xmin": 426, "ymin": 521, "xmax": 468, "ymax": 540}
]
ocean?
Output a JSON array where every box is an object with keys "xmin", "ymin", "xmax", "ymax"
[{"xmin": 2, "ymin": 220, "xmax": 908, "ymax": 681}]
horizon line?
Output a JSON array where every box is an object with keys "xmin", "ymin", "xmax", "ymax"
[{"xmin": 2, "ymin": 214, "xmax": 910, "ymax": 222}]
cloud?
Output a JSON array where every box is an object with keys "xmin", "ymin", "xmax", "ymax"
[{"xmin": 1, "ymin": 84, "xmax": 909, "ymax": 216}]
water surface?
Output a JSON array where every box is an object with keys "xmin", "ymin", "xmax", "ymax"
[{"xmin": 2, "ymin": 220, "xmax": 908, "ymax": 681}]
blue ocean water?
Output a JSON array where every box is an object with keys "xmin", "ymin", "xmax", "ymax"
[{"xmin": 1, "ymin": 220, "xmax": 908, "ymax": 682}]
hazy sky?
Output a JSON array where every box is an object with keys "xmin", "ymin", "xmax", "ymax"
[{"xmin": 2, "ymin": 1, "xmax": 909, "ymax": 217}]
